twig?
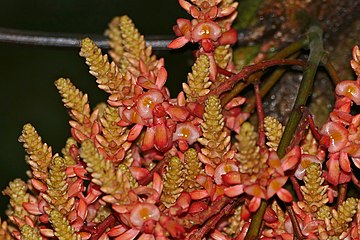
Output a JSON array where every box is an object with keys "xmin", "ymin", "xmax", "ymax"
[
  {"xmin": 138, "ymin": 158, "xmax": 168, "ymax": 185},
  {"xmin": 244, "ymin": 25, "xmax": 323, "ymax": 240},
  {"xmin": 290, "ymin": 176, "xmax": 303, "ymax": 201},
  {"xmin": 243, "ymin": 52, "xmax": 301, "ymax": 113},
  {"xmin": 185, "ymin": 197, "xmax": 242, "ymax": 239},
  {"xmin": 254, "ymin": 83, "xmax": 266, "ymax": 149},
  {"xmin": 199, "ymin": 58, "xmax": 305, "ymax": 103},
  {"xmin": 351, "ymin": 173, "xmax": 360, "ymax": 189},
  {"xmin": 287, "ymin": 205, "xmax": 304, "ymax": 240},
  {"xmin": 221, "ymin": 36, "xmax": 308, "ymax": 107},
  {"xmin": 180, "ymin": 196, "xmax": 232, "ymax": 229},
  {"xmin": 337, "ymin": 183, "xmax": 348, "ymax": 206},
  {"xmin": 277, "ymin": 25, "xmax": 324, "ymax": 159},
  {"xmin": 321, "ymin": 53, "xmax": 342, "ymax": 85},
  {"xmin": 89, "ymin": 214, "xmax": 117, "ymax": 240}
]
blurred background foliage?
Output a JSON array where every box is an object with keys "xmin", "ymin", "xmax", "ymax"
[{"xmin": 1, "ymin": 0, "xmax": 360, "ymax": 218}]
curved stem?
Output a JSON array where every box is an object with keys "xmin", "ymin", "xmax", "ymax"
[
  {"xmin": 244, "ymin": 25, "xmax": 323, "ymax": 240},
  {"xmin": 277, "ymin": 25, "xmax": 324, "ymax": 158},
  {"xmin": 199, "ymin": 59, "xmax": 305, "ymax": 103},
  {"xmin": 221, "ymin": 36, "xmax": 308, "ymax": 107},
  {"xmin": 321, "ymin": 53, "xmax": 342, "ymax": 85},
  {"xmin": 243, "ymin": 52, "xmax": 301, "ymax": 113}
]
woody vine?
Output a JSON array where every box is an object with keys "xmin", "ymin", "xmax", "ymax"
[{"xmin": 1, "ymin": 0, "xmax": 360, "ymax": 239}]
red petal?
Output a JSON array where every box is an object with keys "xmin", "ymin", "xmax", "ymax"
[
  {"xmin": 224, "ymin": 184, "xmax": 244, "ymax": 197},
  {"xmin": 268, "ymin": 151, "xmax": 284, "ymax": 175},
  {"xmin": 244, "ymin": 184, "xmax": 266, "ymax": 199},
  {"xmin": 281, "ymin": 146, "xmax": 301, "ymax": 171},
  {"xmin": 276, "ymin": 188, "xmax": 293, "ymax": 202},
  {"xmin": 326, "ymin": 157, "xmax": 340, "ymax": 185},
  {"xmin": 335, "ymin": 80, "xmax": 360, "ymax": 105},
  {"xmin": 320, "ymin": 122, "xmax": 348, "ymax": 153},
  {"xmin": 127, "ymin": 124, "xmax": 143, "ymax": 141},
  {"xmin": 267, "ymin": 176, "xmax": 288, "ymax": 199},
  {"xmin": 155, "ymin": 67, "xmax": 167, "ymax": 89},
  {"xmin": 339, "ymin": 152, "xmax": 351, "ymax": 172},
  {"xmin": 249, "ymin": 197, "xmax": 261, "ymax": 212},
  {"xmin": 168, "ymin": 36, "xmax": 189, "ymax": 49},
  {"xmin": 219, "ymin": 28, "xmax": 238, "ymax": 45}
]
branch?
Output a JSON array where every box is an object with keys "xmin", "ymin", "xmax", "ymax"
[
  {"xmin": 199, "ymin": 58, "xmax": 305, "ymax": 103},
  {"xmin": 277, "ymin": 25, "xmax": 324, "ymax": 158},
  {"xmin": 221, "ymin": 36, "xmax": 308, "ymax": 107}
]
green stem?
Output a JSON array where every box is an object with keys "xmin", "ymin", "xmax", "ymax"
[
  {"xmin": 277, "ymin": 25, "xmax": 324, "ymax": 159},
  {"xmin": 244, "ymin": 25, "xmax": 323, "ymax": 240},
  {"xmin": 244, "ymin": 200, "xmax": 267, "ymax": 240}
]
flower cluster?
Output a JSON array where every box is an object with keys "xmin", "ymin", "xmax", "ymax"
[{"xmin": 2, "ymin": 0, "xmax": 360, "ymax": 239}]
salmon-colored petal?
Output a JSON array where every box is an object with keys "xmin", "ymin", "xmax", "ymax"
[
  {"xmin": 127, "ymin": 124, "xmax": 144, "ymax": 141},
  {"xmin": 224, "ymin": 184, "xmax": 244, "ymax": 197},
  {"xmin": 339, "ymin": 152, "xmax": 351, "ymax": 172},
  {"xmin": 326, "ymin": 157, "xmax": 340, "ymax": 185},
  {"xmin": 214, "ymin": 162, "xmax": 239, "ymax": 185},
  {"xmin": 336, "ymin": 80, "xmax": 360, "ymax": 105},
  {"xmin": 267, "ymin": 176, "xmax": 288, "ymax": 199},
  {"xmin": 249, "ymin": 197, "xmax": 261, "ymax": 212},
  {"xmin": 276, "ymin": 188, "xmax": 293, "ymax": 202},
  {"xmin": 281, "ymin": 146, "xmax": 301, "ymax": 172},
  {"xmin": 268, "ymin": 151, "xmax": 283, "ymax": 175},
  {"xmin": 320, "ymin": 122, "xmax": 348, "ymax": 153},
  {"xmin": 222, "ymin": 171, "xmax": 241, "ymax": 185},
  {"xmin": 244, "ymin": 184, "xmax": 266, "ymax": 199},
  {"xmin": 188, "ymin": 201, "xmax": 208, "ymax": 214},
  {"xmin": 168, "ymin": 36, "xmax": 189, "ymax": 49},
  {"xmin": 114, "ymin": 228, "xmax": 140, "ymax": 240},
  {"xmin": 190, "ymin": 189, "xmax": 209, "ymax": 200}
]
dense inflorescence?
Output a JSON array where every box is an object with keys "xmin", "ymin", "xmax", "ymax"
[{"xmin": 2, "ymin": 0, "xmax": 360, "ymax": 239}]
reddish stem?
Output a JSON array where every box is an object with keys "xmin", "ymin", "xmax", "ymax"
[
  {"xmin": 217, "ymin": 66, "xmax": 235, "ymax": 77},
  {"xmin": 185, "ymin": 197, "xmax": 241, "ymax": 239},
  {"xmin": 198, "ymin": 58, "xmax": 305, "ymax": 103},
  {"xmin": 337, "ymin": 183, "xmax": 347, "ymax": 206},
  {"xmin": 179, "ymin": 196, "xmax": 232, "ymax": 228},
  {"xmin": 254, "ymin": 83, "xmax": 265, "ymax": 149},
  {"xmin": 286, "ymin": 205, "xmax": 304, "ymax": 240},
  {"xmin": 307, "ymin": 113, "xmax": 322, "ymax": 141},
  {"xmin": 89, "ymin": 214, "xmax": 117, "ymax": 240},
  {"xmin": 138, "ymin": 158, "xmax": 167, "ymax": 185},
  {"xmin": 351, "ymin": 173, "xmax": 360, "ymax": 188},
  {"xmin": 290, "ymin": 176, "xmax": 303, "ymax": 201}
]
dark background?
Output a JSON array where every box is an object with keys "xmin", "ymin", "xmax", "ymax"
[{"xmin": 0, "ymin": 0, "xmax": 193, "ymax": 217}]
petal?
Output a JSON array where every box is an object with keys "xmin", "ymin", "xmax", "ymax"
[
  {"xmin": 320, "ymin": 122, "xmax": 348, "ymax": 153},
  {"xmin": 244, "ymin": 184, "xmax": 266, "ymax": 199},
  {"xmin": 281, "ymin": 146, "xmax": 301, "ymax": 172},
  {"xmin": 267, "ymin": 176, "xmax": 288, "ymax": 199},
  {"xmin": 213, "ymin": 162, "xmax": 239, "ymax": 185},
  {"xmin": 224, "ymin": 184, "xmax": 244, "ymax": 197},
  {"xmin": 335, "ymin": 80, "xmax": 360, "ymax": 105},
  {"xmin": 192, "ymin": 21, "xmax": 222, "ymax": 42},
  {"xmin": 168, "ymin": 36, "xmax": 189, "ymax": 49},
  {"xmin": 276, "ymin": 188, "xmax": 293, "ymax": 202},
  {"xmin": 343, "ymin": 144, "xmax": 360, "ymax": 157},
  {"xmin": 326, "ymin": 157, "xmax": 340, "ymax": 185},
  {"xmin": 249, "ymin": 197, "xmax": 261, "ymax": 212},
  {"xmin": 268, "ymin": 151, "xmax": 284, "ymax": 175},
  {"xmin": 339, "ymin": 152, "xmax": 351, "ymax": 172}
]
